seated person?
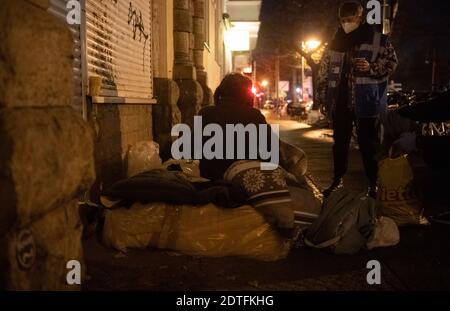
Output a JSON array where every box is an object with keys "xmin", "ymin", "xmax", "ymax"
[
  {"xmin": 197, "ymin": 74, "xmax": 317, "ymax": 237},
  {"xmin": 198, "ymin": 73, "xmax": 270, "ymax": 181}
]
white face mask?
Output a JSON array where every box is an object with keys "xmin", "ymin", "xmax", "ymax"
[{"xmin": 342, "ymin": 22, "xmax": 360, "ymax": 34}]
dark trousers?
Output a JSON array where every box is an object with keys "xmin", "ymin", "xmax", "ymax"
[{"xmin": 332, "ymin": 109, "xmax": 380, "ymax": 185}]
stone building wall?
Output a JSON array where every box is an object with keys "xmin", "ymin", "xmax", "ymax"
[
  {"xmin": 153, "ymin": 0, "xmax": 201, "ymax": 159},
  {"xmin": 170, "ymin": 0, "xmax": 215, "ymax": 126},
  {"xmin": 152, "ymin": 0, "xmax": 181, "ymax": 161},
  {"xmin": 90, "ymin": 105, "xmax": 153, "ymax": 195},
  {"xmin": 152, "ymin": 0, "xmax": 224, "ymax": 159},
  {"xmin": 0, "ymin": 0, "xmax": 224, "ymax": 291},
  {"xmin": 0, "ymin": 0, "xmax": 95, "ymax": 290},
  {"xmin": 203, "ymin": 0, "xmax": 226, "ymax": 92},
  {"xmin": 0, "ymin": 0, "xmax": 226, "ymax": 291}
]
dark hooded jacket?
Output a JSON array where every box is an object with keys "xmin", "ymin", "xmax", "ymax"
[{"xmin": 197, "ymin": 98, "xmax": 269, "ymax": 181}]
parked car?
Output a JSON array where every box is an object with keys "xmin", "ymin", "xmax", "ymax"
[
  {"xmin": 263, "ymin": 99, "xmax": 275, "ymax": 110},
  {"xmin": 287, "ymin": 101, "xmax": 304, "ymax": 117},
  {"xmin": 287, "ymin": 100, "xmax": 313, "ymax": 118}
]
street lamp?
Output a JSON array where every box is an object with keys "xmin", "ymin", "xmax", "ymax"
[
  {"xmin": 304, "ymin": 39, "xmax": 321, "ymax": 52},
  {"xmin": 261, "ymin": 80, "xmax": 270, "ymax": 107}
]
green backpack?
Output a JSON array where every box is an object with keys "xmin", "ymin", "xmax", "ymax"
[{"xmin": 304, "ymin": 189, "xmax": 377, "ymax": 255}]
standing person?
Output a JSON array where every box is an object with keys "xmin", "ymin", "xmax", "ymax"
[{"xmin": 316, "ymin": 1, "xmax": 398, "ymax": 198}]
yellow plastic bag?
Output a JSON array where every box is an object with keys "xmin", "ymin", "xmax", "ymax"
[
  {"xmin": 103, "ymin": 202, "xmax": 291, "ymax": 261},
  {"xmin": 377, "ymin": 155, "xmax": 428, "ymax": 226}
]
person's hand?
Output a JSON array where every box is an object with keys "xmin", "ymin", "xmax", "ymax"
[
  {"xmin": 388, "ymin": 132, "xmax": 417, "ymax": 158},
  {"xmin": 354, "ymin": 59, "xmax": 370, "ymax": 72},
  {"xmin": 390, "ymin": 144, "xmax": 405, "ymax": 158}
]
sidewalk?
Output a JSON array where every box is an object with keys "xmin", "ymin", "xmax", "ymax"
[{"xmin": 84, "ymin": 119, "xmax": 450, "ymax": 291}]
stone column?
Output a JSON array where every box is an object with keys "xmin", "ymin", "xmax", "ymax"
[
  {"xmin": 0, "ymin": 0, "xmax": 95, "ymax": 290},
  {"xmin": 193, "ymin": 0, "xmax": 205, "ymax": 74},
  {"xmin": 193, "ymin": 0, "xmax": 213, "ymax": 107},
  {"xmin": 151, "ymin": 0, "xmax": 180, "ymax": 159},
  {"xmin": 152, "ymin": 78, "xmax": 181, "ymax": 161},
  {"xmin": 173, "ymin": 0, "xmax": 203, "ymax": 126},
  {"xmin": 173, "ymin": 0, "xmax": 195, "ymax": 79}
]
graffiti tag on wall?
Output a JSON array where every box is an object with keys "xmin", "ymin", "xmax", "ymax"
[{"xmin": 128, "ymin": 1, "xmax": 150, "ymax": 72}]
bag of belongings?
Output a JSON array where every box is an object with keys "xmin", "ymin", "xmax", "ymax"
[
  {"xmin": 102, "ymin": 140, "xmax": 318, "ymax": 260},
  {"xmin": 366, "ymin": 216, "xmax": 400, "ymax": 250},
  {"xmin": 103, "ymin": 202, "xmax": 292, "ymax": 261},
  {"xmin": 377, "ymin": 155, "xmax": 428, "ymax": 226},
  {"xmin": 127, "ymin": 141, "xmax": 163, "ymax": 177},
  {"xmin": 280, "ymin": 140, "xmax": 308, "ymax": 182},
  {"xmin": 304, "ymin": 189, "xmax": 377, "ymax": 255},
  {"xmin": 101, "ymin": 169, "xmax": 248, "ymax": 209}
]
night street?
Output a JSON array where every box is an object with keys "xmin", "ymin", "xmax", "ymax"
[{"xmin": 2, "ymin": 0, "xmax": 450, "ymax": 306}]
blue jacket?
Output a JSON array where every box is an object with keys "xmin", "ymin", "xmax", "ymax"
[{"xmin": 317, "ymin": 28, "xmax": 398, "ymax": 118}]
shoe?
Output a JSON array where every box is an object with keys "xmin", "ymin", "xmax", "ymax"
[
  {"xmin": 322, "ymin": 178, "xmax": 344, "ymax": 197},
  {"xmin": 367, "ymin": 184, "xmax": 378, "ymax": 199}
]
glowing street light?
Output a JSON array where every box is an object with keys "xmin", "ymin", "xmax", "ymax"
[
  {"xmin": 224, "ymin": 30, "xmax": 250, "ymax": 51},
  {"xmin": 261, "ymin": 80, "xmax": 269, "ymax": 87},
  {"xmin": 304, "ymin": 39, "xmax": 321, "ymax": 52},
  {"xmin": 299, "ymin": 39, "xmax": 322, "ymax": 104}
]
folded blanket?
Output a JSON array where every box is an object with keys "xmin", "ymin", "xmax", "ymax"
[
  {"xmin": 102, "ymin": 169, "xmax": 247, "ymax": 209},
  {"xmin": 224, "ymin": 161, "xmax": 295, "ymax": 235}
]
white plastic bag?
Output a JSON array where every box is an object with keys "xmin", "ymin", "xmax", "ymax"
[
  {"xmin": 127, "ymin": 141, "xmax": 163, "ymax": 177},
  {"xmin": 367, "ymin": 217, "xmax": 400, "ymax": 250},
  {"xmin": 103, "ymin": 202, "xmax": 291, "ymax": 261}
]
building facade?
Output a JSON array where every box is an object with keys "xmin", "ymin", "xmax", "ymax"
[
  {"xmin": 224, "ymin": 0, "xmax": 261, "ymax": 75},
  {"xmin": 44, "ymin": 0, "xmax": 229, "ymax": 184}
]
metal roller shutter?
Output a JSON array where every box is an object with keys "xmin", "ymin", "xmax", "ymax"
[
  {"xmin": 85, "ymin": 0, "xmax": 154, "ymax": 103},
  {"xmin": 48, "ymin": 0, "xmax": 85, "ymax": 115}
]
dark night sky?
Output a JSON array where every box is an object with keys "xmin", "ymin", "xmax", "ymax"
[
  {"xmin": 390, "ymin": 0, "xmax": 450, "ymax": 90},
  {"xmin": 257, "ymin": 0, "xmax": 450, "ymax": 90}
]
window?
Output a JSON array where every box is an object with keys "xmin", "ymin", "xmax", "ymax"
[
  {"xmin": 50, "ymin": 0, "xmax": 156, "ymax": 106},
  {"xmin": 85, "ymin": 0, "xmax": 155, "ymax": 103}
]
